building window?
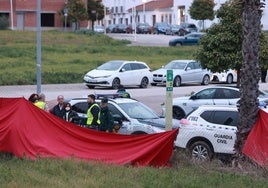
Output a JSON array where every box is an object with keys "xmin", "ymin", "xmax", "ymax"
[{"xmin": 41, "ymin": 13, "xmax": 54, "ymax": 27}]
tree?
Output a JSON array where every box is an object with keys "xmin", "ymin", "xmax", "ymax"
[
  {"xmin": 87, "ymin": 0, "xmax": 104, "ymax": 30},
  {"xmin": 195, "ymin": 0, "xmax": 268, "ymax": 87},
  {"xmin": 189, "ymin": 0, "xmax": 215, "ymax": 30},
  {"xmin": 64, "ymin": 0, "xmax": 88, "ymax": 30},
  {"xmin": 233, "ymin": 0, "xmax": 266, "ymax": 166}
]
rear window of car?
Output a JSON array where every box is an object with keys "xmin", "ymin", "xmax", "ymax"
[
  {"xmin": 130, "ymin": 63, "xmax": 147, "ymax": 70},
  {"xmin": 200, "ymin": 110, "xmax": 239, "ymax": 127}
]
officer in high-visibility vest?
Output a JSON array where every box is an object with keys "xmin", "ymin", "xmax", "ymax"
[{"xmin": 86, "ymin": 94, "xmax": 100, "ymax": 130}]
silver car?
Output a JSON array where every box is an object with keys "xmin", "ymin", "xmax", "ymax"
[
  {"xmin": 68, "ymin": 95, "xmax": 179, "ymax": 134},
  {"xmin": 151, "ymin": 60, "xmax": 211, "ymax": 87},
  {"xmin": 168, "ymin": 86, "xmax": 268, "ymax": 119}
]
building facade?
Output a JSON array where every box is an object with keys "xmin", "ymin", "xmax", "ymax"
[
  {"xmin": 0, "ymin": 0, "xmax": 88, "ymax": 30},
  {"xmin": 0, "ymin": 0, "xmax": 267, "ymax": 30}
]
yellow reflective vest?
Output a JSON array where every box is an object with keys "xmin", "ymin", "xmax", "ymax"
[
  {"xmin": 86, "ymin": 103, "xmax": 100, "ymax": 125},
  {"xmin": 34, "ymin": 101, "xmax": 46, "ymax": 110}
]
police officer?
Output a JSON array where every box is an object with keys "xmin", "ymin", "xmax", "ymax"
[
  {"xmin": 99, "ymin": 98, "xmax": 114, "ymax": 132},
  {"xmin": 86, "ymin": 94, "xmax": 100, "ymax": 130}
]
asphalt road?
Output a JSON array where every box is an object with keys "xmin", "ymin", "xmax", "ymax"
[{"xmin": 1, "ymin": 83, "xmax": 268, "ymax": 114}]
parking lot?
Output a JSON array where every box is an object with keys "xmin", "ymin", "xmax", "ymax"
[{"xmin": 107, "ymin": 33, "xmax": 178, "ymax": 47}]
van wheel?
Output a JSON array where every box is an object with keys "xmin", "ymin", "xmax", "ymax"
[{"xmin": 189, "ymin": 141, "xmax": 213, "ymax": 162}]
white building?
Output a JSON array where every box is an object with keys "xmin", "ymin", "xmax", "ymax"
[{"xmin": 102, "ymin": 0, "xmax": 268, "ymax": 30}]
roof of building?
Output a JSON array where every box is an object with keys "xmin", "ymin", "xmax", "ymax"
[{"xmin": 129, "ymin": 0, "xmax": 173, "ymax": 12}]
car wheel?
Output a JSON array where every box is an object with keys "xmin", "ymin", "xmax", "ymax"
[
  {"xmin": 140, "ymin": 77, "xmax": 149, "ymax": 88},
  {"xmin": 87, "ymin": 85, "xmax": 95, "ymax": 89},
  {"xmin": 173, "ymin": 106, "xmax": 185, "ymax": 120},
  {"xmin": 201, "ymin": 75, "xmax": 210, "ymax": 85},
  {"xmin": 151, "ymin": 83, "xmax": 157, "ymax": 86},
  {"xmin": 173, "ymin": 76, "xmax": 181, "ymax": 87},
  {"xmin": 226, "ymin": 74, "xmax": 233, "ymax": 84},
  {"xmin": 189, "ymin": 141, "xmax": 213, "ymax": 162},
  {"xmin": 112, "ymin": 78, "xmax": 120, "ymax": 89}
]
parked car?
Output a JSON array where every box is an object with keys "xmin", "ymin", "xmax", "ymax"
[
  {"xmin": 83, "ymin": 60, "xmax": 152, "ymax": 89},
  {"xmin": 169, "ymin": 32, "xmax": 205, "ymax": 46},
  {"xmin": 169, "ymin": 86, "xmax": 268, "ymax": 119},
  {"xmin": 106, "ymin": 24, "xmax": 117, "ymax": 33},
  {"xmin": 126, "ymin": 24, "xmax": 134, "ymax": 34},
  {"xmin": 136, "ymin": 23, "xmax": 152, "ymax": 34},
  {"xmin": 114, "ymin": 24, "xmax": 128, "ymax": 33},
  {"xmin": 165, "ymin": 24, "xmax": 180, "ymax": 35},
  {"xmin": 94, "ymin": 25, "xmax": 105, "ymax": 34},
  {"xmin": 175, "ymin": 105, "xmax": 239, "ymax": 161},
  {"xmin": 67, "ymin": 95, "xmax": 179, "ymax": 134},
  {"xmin": 210, "ymin": 69, "xmax": 238, "ymax": 84},
  {"xmin": 178, "ymin": 23, "xmax": 198, "ymax": 36},
  {"xmin": 151, "ymin": 60, "xmax": 211, "ymax": 87},
  {"xmin": 153, "ymin": 22, "xmax": 169, "ymax": 34}
]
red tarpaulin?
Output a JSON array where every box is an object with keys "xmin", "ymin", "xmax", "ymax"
[
  {"xmin": 0, "ymin": 98, "xmax": 177, "ymax": 167},
  {"xmin": 243, "ymin": 109, "xmax": 268, "ymax": 167}
]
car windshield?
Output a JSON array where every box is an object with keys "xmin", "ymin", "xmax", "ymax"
[
  {"xmin": 96, "ymin": 61, "xmax": 123, "ymax": 71},
  {"xmin": 118, "ymin": 102, "xmax": 159, "ymax": 119},
  {"xmin": 164, "ymin": 61, "xmax": 187, "ymax": 69}
]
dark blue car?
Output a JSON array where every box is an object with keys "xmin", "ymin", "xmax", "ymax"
[{"xmin": 169, "ymin": 32, "xmax": 205, "ymax": 46}]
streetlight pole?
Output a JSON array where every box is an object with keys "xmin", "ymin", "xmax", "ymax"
[
  {"xmin": 36, "ymin": 0, "xmax": 42, "ymax": 94},
  {"xmin": 64, "ymin": 2, "xmax": 68, "ymax": 32}
]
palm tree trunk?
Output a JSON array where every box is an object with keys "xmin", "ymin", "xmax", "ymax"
[{"xmin": 233, "ymin": 0, "xmax": 262, "ymax": 166}]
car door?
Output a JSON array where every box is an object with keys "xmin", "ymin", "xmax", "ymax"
[
  {"xmin": 186, "ymin": 88, "xmax": 217, "ymax": 112},
  {"xmin": 193, "ymin": 62, "xmax": 206, "ymax": 82},
  {"xmin": 212, "ymin": 88, "xmax": 240, "ymax": 105},
  {"xmin": 181, "ymin": 62, "xmax": 196, "ymax": 83},
  {"xmin": 118, "ymin": 63, "xmax": 135, "ymax": 85},
  {"xmin": 206, "ymin": 110, "xmax": 238, "ymax": 154}
]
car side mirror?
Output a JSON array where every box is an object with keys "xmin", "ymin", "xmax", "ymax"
[
  {"xmin": 186, "ymin": 67, "xmax": 191, "ymax": 71},
  {"xmin": 120, "ymin": 68, "xmax": 126, "ymax": 72}
]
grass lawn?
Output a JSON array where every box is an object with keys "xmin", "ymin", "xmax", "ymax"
[{"xmin": 0, "ymin": 30, "xmax": 196, "ymax": 85}]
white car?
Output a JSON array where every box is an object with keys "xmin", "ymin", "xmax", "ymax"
[
  {"xmin": 67, "ymin": 95, "xmax": 179, "ymax": 135},
  {"xmin": 93, "ymin": 25, "xmax": 105, "ymax": 34},
  {"xmin": 151, "ymin": 60, "xmax": 211, "ymax": 87},
  {"xmin": 210, "ymin": 69, "xmax": 237, "ymax": 84},
  {"xmin": 169, "ymin": 86, "xmax": 268, "ymax": 120},
  {"xmin": 83, "ymin": 60, "xmax": 152, "ymax": 89},
  {"xmin": 175, "ymin": 105, "xmax": 239, "ymax": 161}
]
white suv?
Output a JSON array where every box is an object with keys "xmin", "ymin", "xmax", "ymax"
[
  {"xmin": 83, "ymin": 60, "xmax": 152, "ymax": 89},
  {"xmin": 175, "ymin": 105, "xmax": 238, "ymax": 161},
  {"xmin": 67, "ymin": 95, "xmax": 179, "ymax": 135}
]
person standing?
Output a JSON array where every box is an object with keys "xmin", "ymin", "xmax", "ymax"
[
  {"xmin": 63, "ymin": 103, "xmax": 79, "ymax": 124},
  {"xmin": 99, "ymin": 98, "xmax": 114, "ymax": 132},
  {"xmin": 50, "ymin": 95, "xmax": 65, "ymax": 119},
  {"xmin": 35, "ymin": 93, "xmax": 49, "ymax": 111},
  {"xmin": 86, "ymin": 94, "xmax": 100, "ymax": 130}
]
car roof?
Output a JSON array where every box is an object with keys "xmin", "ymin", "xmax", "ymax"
[
  {"xmin": 67, "ymin": 96, "xmax": 138, "ymax": 104},
  {"xmin": 107, "ymin": 60, "xmax": 148, "ymax": 65}
]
